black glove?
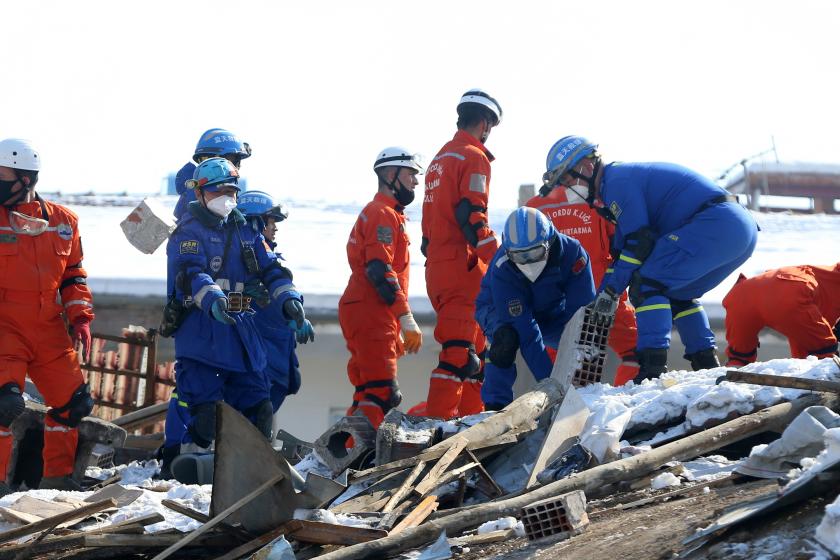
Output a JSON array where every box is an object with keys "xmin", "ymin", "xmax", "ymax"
[
  {"xmin": 589, "ymin": 287, "xmax": 619, "ymax": 325},
  {"xmin": 283, "ymin": 299, "xmax": 306, "ymax": 329}
]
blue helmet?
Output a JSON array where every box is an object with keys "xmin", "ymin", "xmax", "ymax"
[
  {"xmin": 187, "ymin": 157, "xmax": 241, "ymax": 192},
  {"xmin": 542, "ymin": 136, "xmax": 599, "ymax": 191},
  {"xmin": 192, "ymin": 128, "xmax": 252, "ymax": 164},
  {"xmin": 237, "ymin": 190, "xmax": 288, "ymax": 222},
  {"xmin": 502, "ymin": 207, "xmax": 553, "ymax": 264}
]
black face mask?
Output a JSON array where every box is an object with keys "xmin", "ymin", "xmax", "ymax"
[
  {"xmin": 0, "ymin": 179, "xmax": 22, "ymax": 206},
  {"xmin": 392, "ymin": 183, "xmax": 415, "ymax": 207}
]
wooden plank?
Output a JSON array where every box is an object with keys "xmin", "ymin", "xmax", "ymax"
[
  {"xmin": 413, "ymin": 437, "xmax": 468, "ymax": 497},
  {"xmin": 417, "ymin": 463, "xmax": 478, "ymax": 499},
  {"xmin": 160, "ymin": 499, "xmax": 253, "ymax": 541},
  {"xmin": 466, "ymin": 449, "xmax": 503, "ymax": 499},
  {"xmin": 112, "ymin": 401, "xmax": 169, "ymax": 429},
  {"xmin": 389, "ymin": 496, "xmax": 438, "ymax": 535},
  {"xmin": 285, "ymin": 520, "xmax": 387, "ymax": 546},
  {"xmin": 381, "ymin": 460, "xmax": 426, "ymax": 514},
  {"xmin": 82, "ymin": 533, "xmax": 231, "ymax": 548},
  {"xmin": 89, "ymin": 512, "xmax": 166, "ymax": 534},
  {"xmin": 123, "ymin": 433, "xmax": 165, "ymax": 450},
  {"xmin": 86, "ymin": 474, "xmax": 123, "ymax": 491},
  {"xmin": 724, "ymin": 370, "xmax": 840, "ymax": 393},
  {"xmin": 0, "ymin": 496, "xmax": 75, "ymax": 524},
  {"xmin": 85, "ymin": 485, "xmax": 143, "ymax": 509},
  {"xmin": 150, "ymin": 473, "xmax": 284, "ymax": 560},
  {"xmin": 209, "ymin": 525, "xmax": 290, "ymax": 560},
  {"xmin": 450, "ymin": 527, "xmax": 517, "ymax": 547},
  {"xmin": 0, "ymin": 499, "xmax": 117, "ymax": 546}
]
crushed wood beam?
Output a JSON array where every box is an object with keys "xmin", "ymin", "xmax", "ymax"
[
  {"xmin": 161, "ymin": 499, "xmax": 253, "ymax": 541},
  {"xmin": 413, "ymin": 437, "xmax": 467, "ymax": 497},
  {"xmin": 150, "ymin": 473, "xmax": 284, "ymax": 560},
  {"xmin": 111, "ymin": 401, "xmax": 169, "ymax": 430},
  {"xmin": 381, "ymin": 460, "xmax": 426, "ymax": 514},
  {"xmin": 82, "ymin": 533, "xmax": 231, "ymax": 548},
  {"xmin": 86, "ymin": 474, "xmax": 122, "ymax": 491},
  {"xmin": 123, "ymin": 433, "xmax": 165, "ymax": 450},
  {"xmin": 466, "ymin": 449, "xmax": 503, "ymax": 499},
  {"xmin": 210, "ymin": 525, "xmax": 289, "ymax": 560},
  {"xmin": 88, "ymin": 512, "xmax": 166, "ymax": 534},
  {"xmin": 389, "ymin": 496, "xmax": 438, "ymax": 535},
  {"xmin": 723, "ymin": 370, "xmax": 840, "ymax": 393},
  {"xmin": 417, "ymin": 462, "xmax": 478, "ymax": 499},
  {"xmin": 0, "ymin": 498, "xmax": 117, "ymax": 546},
  {"xmin": 450, "ymin": 527, "xmax": 517, "ymax": 547},
  {"xmin": 316, "ymin": 392, "xmax": 836, "ymax": 559},
  {"xmin": 283, "ymin": 520, "xmax": 387, "ymax": 546}
]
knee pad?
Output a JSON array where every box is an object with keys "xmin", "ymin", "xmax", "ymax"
[
  {"xmin": 47, "ymin": 384, "xmax": 94, "ymax": 428},
  {"xmin": 684, "ymin": 348, "xmax": 720, "ymax": 371},
  {"xmin": 488, "ymin": 325, "xmax": 519, "ymax": 369},
  {"xmin": 188, "ymin": 402, "xmax": 217, "ymax": 449},
  {"xmin": 440, "ymin": 340, "xmax": 481, "ymax": 380},
  {"xmin": 634, "ymin": 348, "xmax": 669, "ymax": 383},
  {"xmin": 245, "ymin": 399, "xmax": 274, "ymax": 440},
  {"xmin": 0, "ymin": 383, "xmax": 25, "ymax": 428}
]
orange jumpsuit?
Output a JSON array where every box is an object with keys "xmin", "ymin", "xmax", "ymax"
[
  {"xmin": 526, "ymin": 189, "xmax": 640, "ymax": 385},
  {"xmin": 338, "ymin": 193, "xmax": 410, "ymax": 429},
  {"xmin": 422, "ymin": 130, "xmax": 499, "ymax": 419},
  {"xmin": 0, "ymin": 198, "xmax": 94, "ymax": 481},
  {"xmin": 723, "ymin": 264, "xmax": 840, "ymax": 365}
]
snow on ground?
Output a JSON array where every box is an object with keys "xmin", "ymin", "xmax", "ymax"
[{"xmin": 67, "ymin": 194, "xmax": 840, "ymax": 319}]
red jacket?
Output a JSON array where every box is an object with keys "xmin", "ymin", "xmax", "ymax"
[
  {"xmin": 340, "ymin": 192, "xmax": 411, "ymax": 318},
  {"xmin": 0, "ymin": 197, "xmax": 94, "ymax": 323},
  {"xmin": 526, "ymin": 188, "xmax": 615, "ymax": 286},
  {"xmin": 422, "ymin": 130, "xmax": 498, "ymax": 266}
]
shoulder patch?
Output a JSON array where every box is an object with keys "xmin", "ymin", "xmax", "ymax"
[
  {"xmin": 180, "ymin": 240, "xmax": 199, "ymax": 254},
  {"xmin": 572, "ymin": 255, "xmax": 588, "ymax": 275},
  {"xmin": 469, "ymin": 173, "xmax": 487, "ymax": 193},
  {"xmin": 377, "ymin": 225, "xmax": 393, "ymax": 244},
  {"xmin": 56, "ymin": 223, "xmax": 73, "ymax": 240},
  {"xmin": 667, "ymin": 234, "xmax": 679, "ymax": 242},
  {"xmin": 507, "ymin": 298, "xmax": 523, "ymax": 317},
  {"xmin": 609, "ymin": 201, "xmax": 622, "ymax": 220}
]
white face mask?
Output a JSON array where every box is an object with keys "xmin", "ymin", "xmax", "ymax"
[
  {"xmin": 565, "ymin": 184, "xmax": 590, "ymax": 204},
  {"xmin": 516, "ymin": 260, "xmax": 548, "ymax": 282},
  {"xmin": 207, "ymin": 195, "xmax": 237, "ymax": 218}
]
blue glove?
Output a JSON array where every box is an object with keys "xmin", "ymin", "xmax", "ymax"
[
  {"xmin": 211, "ymin": 298, "xmax": 236, "ymax": 325},
  {"xmin": 283, "ymin": 299, "xmax": 306, "ymax": 329},
  {"xmin": 589, "ymin": 287, "xmax": 619, "ymax": 326},
  {"xmin": 288, "ymin": 318, "xmax": 315, "ymax": 344}
]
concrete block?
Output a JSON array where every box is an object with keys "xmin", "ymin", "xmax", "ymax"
[
  {"xmin": 120, "ymin": 197, "xmax": 176, "ymax": 254},
  {"xmin": 375, "ymin": 409, "xmax": 435, "ymax": 466},
  {"xmin": 314, "ymin": 415, "xmax": 376, "ymax": 475},
  {"xmin": 520, "ymin": 489, "xmax": 589, "ymax": 541}
]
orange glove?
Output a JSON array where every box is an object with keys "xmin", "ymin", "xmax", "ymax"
[
  {"xmin": 399, "ymin": 312, "xmax": 422, "ymax": 354},
  {"xmin": 72, "ymin": 319, "xmax": 92, "ymax": 362}
]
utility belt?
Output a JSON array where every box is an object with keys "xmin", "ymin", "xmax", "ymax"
[
  {"xmin": 692, "ymin": 194, "xmax": 738, "ymax": 219},
  {"xmin": 159, "ymin": 291, "xmax": 252, "ymax": 338},
  {"xmin": 225, "ymin": 291, "xmax": 253, "ymax": 313}
]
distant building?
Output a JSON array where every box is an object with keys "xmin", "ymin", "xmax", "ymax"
[{"xmin": 722, "ymin": 161, "xmax": 840, "ymax": 214}]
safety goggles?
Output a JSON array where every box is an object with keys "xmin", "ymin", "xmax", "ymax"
[
  {"xmin": 8, "ymin": 211, "xmax": 49, "ymax": 236},
  {"xmin": 507, "ymin": 242, "xmax": 549, "ymax": 265}
]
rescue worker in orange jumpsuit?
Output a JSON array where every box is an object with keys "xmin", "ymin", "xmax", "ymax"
[
  {"xmin": 526, "ymin": 186, "xmax": 640, "ymax": 385},
  {"xmin": 338, "ymin": 147, "xmax": 424, "ymax": 429},
  {"xmin": 421, "ymin": 89, "xmax": 503, "ymax": 419},
  {"xmin": 0, "ymin": 139, "xmax": 95, "ymax": 494},
  {"xmin": 723, "ymin": 264, "xmax": 840, "ymax": 366}
]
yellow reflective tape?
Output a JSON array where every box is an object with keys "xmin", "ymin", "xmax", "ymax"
[
  {"xmin": 674, "ymin": 306, "xmax": 704, "ymax": 320},
  {"xmin": 636, "ymin": 303, "xmax": 672, "ymax": 313},
  {"xmin": 171, "ymin": 392, "xmax": 178, "ymax": 399},
  {"xmin": 605, "ymin": 267, "xmax": 614, "ymax": 274},
  {"xmin": 619, "ymin": 254, "xmax": 643, "ymax": 265},
  {"xmin": 178, "ymin": 400, "xmax": 189, "ymax": 408}
]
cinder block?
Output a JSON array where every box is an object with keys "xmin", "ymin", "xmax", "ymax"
[
  {"xmin": 375, "ymin": 409, "xmax": 435, "ymax": 466},
  {"xmin": 573, "ymin": 307, "xmax": 610, "ymax": 387},
  {"xmin": 314, "ymin": 415, "xmax": 376, "ymax": 475},
  {"xmin": 520, "ymin": 489, "xmax": 589, "ymax": 541}
]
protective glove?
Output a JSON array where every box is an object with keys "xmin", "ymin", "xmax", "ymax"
[
  {"xmin": 288, "ymin": 318, "xmax": 315, "ymax": 344},
  {"xmin": 243, "ymin": 279, "xmax": 270, "ymax": 307},
  {"xmin": 211, "ymin": 298, "xmax": 236, "ymax": 325},
  {"xmin": 71, "ymin": 319, "xmax": 92, "ymax": 362},
  {"xmin": 589, "ymin": 286, "xmax": 619, "ymax": 325},
  {"xmin": 399, "ymin": 312, "xmax": 423, "ymax": 354},
  {"xmin": 283, "ymin": 299, "xmax": 306, "ymax": 329}
]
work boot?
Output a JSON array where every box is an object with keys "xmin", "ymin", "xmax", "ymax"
[
  {"xmin": 685, "ymin": 348, "xmax": 721, "ymax": 371},
  {"xmin": 39, "ymin": 475, "xmax": 85, "ymax": 492},
  {"xmin": 158, "ymin": 445, "xmax": 181, "ymax": 480},
  {"xmin": 633, "ymin": 348, "xmax": 669, "ymax": 384}
]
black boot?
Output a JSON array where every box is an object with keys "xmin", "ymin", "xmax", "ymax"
[
  {"xmin": 684, "ymin": 348, "xmax": 720, "ymax": 371},
  {"xmin": 159, "ymin": 445, "xmax": 181, "ymax": 480},
  {"xmin": 633, "ymin": 348, "xmax": 669, "ymax": 384}
]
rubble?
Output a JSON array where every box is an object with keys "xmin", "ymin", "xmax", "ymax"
[{"xmin": 314, "ymin": 415, "xmax": 377, "ymax": 475}]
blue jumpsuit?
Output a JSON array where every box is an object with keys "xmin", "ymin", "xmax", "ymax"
[
  {"xmin": 475, "ymin": 231, "xmax": 596, "ymax": 407},
  {"xmin": 166, "ymin": 202, "xmax": 301, "ymax": 445},
  {"xmin": 598, "ymin": 162, "xmax": 758, "ymax": 353}
]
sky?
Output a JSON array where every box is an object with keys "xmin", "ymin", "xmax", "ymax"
[{"xmin": 3, "ymin": 0, "xmax": 840, "ymax": 208}]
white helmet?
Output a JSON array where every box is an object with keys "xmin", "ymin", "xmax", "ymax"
[
  {"xmin": 458, "ymin": 89, "xmax": 502, "ymax": 125},
  {"xmin": 373, "ymin": 147, "xmax": 424, "ymax": 173},
  {"xmin": 0, "ymin": 139, "xmax": 41, "ymax": 171}
]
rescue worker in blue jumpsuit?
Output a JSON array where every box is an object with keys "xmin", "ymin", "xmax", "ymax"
[
  {"xmin": 238, "ymin": 190, "xmax": 314, "ymax": 411},
  {"xmin": 165, "ymin": 158, "xmax": 309, "ymax": 455},
  {"xmin": 475, "ymin": 207, "xmax": 596, "ymax": 409},
  {"xmin": 159, "ymin": 129, "xmax": 253, "ymax": 477},
  {"xmin": 541, "ymin": 136, "xmax": 759, "ymax": 382}
]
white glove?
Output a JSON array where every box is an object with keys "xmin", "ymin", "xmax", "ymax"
[{"xmin": 399, "ymin": 312, "xmax": 422, "ymax": 354}]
